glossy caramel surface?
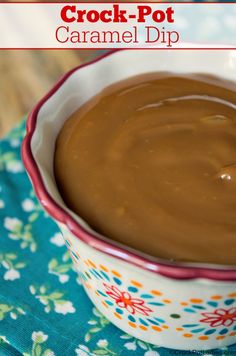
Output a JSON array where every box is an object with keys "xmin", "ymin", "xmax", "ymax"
[{"xmin": 55, "ymin": 74, "xmax": 236, "ymax": 265}]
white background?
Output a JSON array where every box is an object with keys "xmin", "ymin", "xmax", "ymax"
[{"xmin": 0, "ymin": 3, "xmax": 236, "ymax": 48}]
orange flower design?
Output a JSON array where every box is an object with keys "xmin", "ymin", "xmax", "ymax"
[
  {"xmin": 200, "ymin": 308, "xmax": 236, "ymax": 327},
  {"xmin": 104, "ymin": 283, "xmax": 153, "ymax": 316}
]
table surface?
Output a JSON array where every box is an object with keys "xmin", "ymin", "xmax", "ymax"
[{"xmin": 0, "ymin": 50, "xmax": 94, "ymax": 137}]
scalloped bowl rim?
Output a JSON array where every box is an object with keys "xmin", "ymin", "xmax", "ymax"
[{"xmin": 22, "ymin": 49, "xmax": 236, "ymax": 282}]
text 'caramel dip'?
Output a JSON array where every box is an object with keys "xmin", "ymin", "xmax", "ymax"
[{"xmin": 54, "ymin": 73, "xmax": 236, "ymax": 265}]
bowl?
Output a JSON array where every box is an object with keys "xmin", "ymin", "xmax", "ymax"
[{"xmin": 22, "ymin": 49, "xmax": 236, "ymax": 351}]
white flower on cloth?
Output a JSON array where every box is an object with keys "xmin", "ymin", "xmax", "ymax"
[
  {"xmin": 30, "ymin": 284, "xmax": 76, "ymax": 314},
  {"xmin": 37, "ymin": 296, "xmax": 48, "ymax": 306},
  {"xmin": 48, "ymin": 252, "xmax": 72, "ymax": 284},
  {"xmin": 54, "ymin": 301, "xmax": 75, "ymax": 315},
  {"xmin": 75, "ymin": 345, "xmax": 94, "ymax": 356},
  {"xmin": 144, "ymin": 351, "xmax": 160, "ymax": 356},
  {"xmin": 96, "ymin": 339, "xmax": 108, "ymax": 348},
  {"xmin": 4, "ymin": 269, "xmax": 20, "ymax": 281},
  {"xmin": 21, "ymin": 199, "xmax": 35, "ymax": 212},
  {"xmin": 4, "ymin": 217, "xmax": 37, "ymax": 252},
  {"xmin": 59, "ymin": 274, "xmax": 69, "ymax": 283},
  {"xmin": 10, "ymin": 139, "xmax": 20, "ymax": 148},
  {"xmin": 4, "ymin": 217, "xmax": 22, "ymax": 232},
  {"xmin": 44, "ymin": 306, "xmax": 50, "ymax": 313},
  {"xmin": 10, "ymin": 312, "xmax": 17, "ymax": 320},
  {"xmin": 50, "ymin": 232, "xmax": 64, "ymax": 247},
  {"xmin": 32, "ymin": 331, "xmax": 48, "ymax": 344},
  {"xmin": 29, "ymin": 285, "xmax": 36, "ymax": 295},
  {"xmin": 23, "ymin": 331, "xmax": 55, "ymax": 356},
  {"xmin": 124, "ymin": 342, "xmax": 137, "ymax": 351},
  {"xmin": 6, "ymin": 161, "xmax": 24, "ymax": 173},
  {"xmin": 43, "ymin": 351, "xmax": 55, "ymax": 356},
  {"xmin": 0, "ymin": 199, "xmax": 5, "ymax": 209}
]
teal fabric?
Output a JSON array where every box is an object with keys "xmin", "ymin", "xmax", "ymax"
[{"xmin": 0, "ymin": 120, "xmax": 236, "ymax": 356}]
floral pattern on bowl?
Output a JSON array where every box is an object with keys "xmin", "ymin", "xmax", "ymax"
[{"xmin": 22, "ymin": 49, "xmax": 236, "ymax": 350}]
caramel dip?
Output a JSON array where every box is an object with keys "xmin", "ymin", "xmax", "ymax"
[{"xmin": 54, "ymin": 73, "xmax": 236, "ymax": 265}]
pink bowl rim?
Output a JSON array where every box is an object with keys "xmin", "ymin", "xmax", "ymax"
[{"xmin": 22, "ymin": 49, "xmax": 236, "ymax": 281}]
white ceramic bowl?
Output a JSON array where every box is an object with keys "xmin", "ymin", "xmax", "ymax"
[{"xmin": 22, "ymin": 50, "xmax": 236, "ymax": 351}]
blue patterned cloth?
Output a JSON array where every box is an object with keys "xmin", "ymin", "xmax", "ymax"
[{"xmin": 0, "ymin": 120, "xmax": 236, "ymax": 356}]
